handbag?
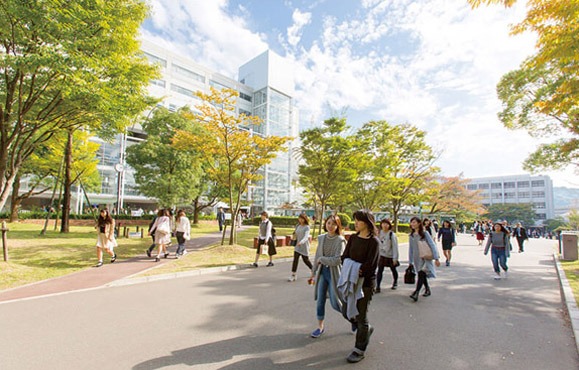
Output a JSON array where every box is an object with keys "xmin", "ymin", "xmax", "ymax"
[
  {"xmin": 157, "ymin": 221, "xmax": 171, "ymax": 235},
  {"xmin": 404, "ymin": 265, "xmax": 416, "ymax": 284},
  {"xmin": 418, "ymin": 239, "xmax": 433, "ymax": 260}
]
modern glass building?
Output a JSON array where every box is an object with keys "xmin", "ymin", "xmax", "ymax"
[{"xmin": 465, "ymin": 174, "xmax": 555, "ymax": 224}]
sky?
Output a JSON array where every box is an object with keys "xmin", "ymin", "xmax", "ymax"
[{"xmin": 141, "ymin": 0, "xmax": 578, "ymax": 188}]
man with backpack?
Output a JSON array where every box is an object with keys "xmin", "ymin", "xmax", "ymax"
[{"xmin": 252, "ymin": 211, "xmax": 277, "ymax": 267}]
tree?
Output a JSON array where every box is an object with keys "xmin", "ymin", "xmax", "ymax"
[
  {"xmin": 355, "ymin": 121, "xmax": 439, "ymax": 231},
  {"xmin": 174, "ymin": 88, "xmax": 291, "ymax": 245},
  {"xmin": 469, "ymin": 0, "xmax": 579, "ymax": 171},
  {"xmin": 297, "ymin": 117, "xmax": 357, "ymax": 235},
  {"xmin": 190, "ymin": 174, "xmax": 230, "ymax": 225},
  {"xmin": 425, "ymin": 174, "xmax": 485, "ymax": 220},
  {"xmin": 544, "ymin": 217, "xmax": 567, "ymax": 231},
  {"xmin": 568, "ymin": 209, "xmax": 579, "ymax": 231},
  {"xmin": 484, "ymin": 203, "xmax": 536, "ymax": 226},
  {"xmin": 126, "ymin": 107, "xmax": 204, "ymax": 208},
  {"xmin": 0, "ymin": 1, "xmax": 157, "ymax": 226}
]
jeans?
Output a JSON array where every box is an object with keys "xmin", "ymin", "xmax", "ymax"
[
  {"xmin": 316, "ymin": 266, "xmax": 341, "ymax": 320},
  {"xmin": 491, "ymin": 247, "xmax": 508, "ymax": 273},
  {"xmin": 175, "ymin": 231, "xmax": 186, "ymax": 255}
]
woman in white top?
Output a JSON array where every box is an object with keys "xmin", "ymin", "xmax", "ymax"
[
  {"xmin": 376, "ymin": 219, "xmax": 399, "ymax": 292},
  {"xmin": 148, "ymin": 209, "xmax": 172, "ymax": 262},
  {"xmin": 175, "ymin": 209, "xmax": 191, "ymax": 257},
  {"xmin": 288, "ymin": 213, "xmax": 313, "ymax": 282}
]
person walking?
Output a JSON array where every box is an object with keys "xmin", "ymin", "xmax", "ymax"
[
  {"xmin": 340, "ymin": 209, "xmax": 380, "ymax": 363},
  {"xmin": 175, "ymin": 209, "xmax": 191, "ymax": 258},
  {"xmin": 437, "ymin": 220, "xmax": 456, "ymax": 266},
  {"xmin": 146, "ymin": 212, "xmax": 158, "ymax": 257},
  {"xmin": 423, "ymin": 218, "xmax": 436, "ymax": 238},
  {"xmin": 408, "ymin": 216, "xmax": 441, "ymax": 302},
  {"xmin": 475, "ymin": 221, "xmax": 485, "ymax": 246},
  {"xmin": 216, "ymin": 207, "xmax": 226, "ymax": 232},
  {"xmin": 252, "ymin": 211, "xmax": 276, "ymax": 267},
  {"xmin": 288, "ymin": 214, "xmax": 313, "ymax": 282},
  {"xmin": 376, "ymin": 219, "xmax": 399, "ymax": 292},
  {"xmin": 94, "ymin": 209, "xmax": 117, "ymax": 267},
  {"xmin": 149, "ymin": 209, "xmax": 172, "ymax": 262},
  {"xmin": 512, "ymin": 222, "xmax": 528, "ymax": 253},
  {"xmin": 484, "ymin": 222, "xmax": 512, "ymax": 280},
  {"xmin": 310, "ymin": 214, "xmax": 347, "ymax": 338}
]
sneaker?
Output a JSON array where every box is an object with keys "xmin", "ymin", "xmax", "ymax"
[
  {"xmin": 288, "ymin": 275, "xmax": 296, "ymax": 282},
  {"xmin": 346, "ymin": 351, "xmax": 365, "ymax": 363},
  {"xmin": 252, "ymin": 263, "xmax": 258, "ymax": 268},
  {"xmin": 267, "ymin": 261, "xmax": 274, "ymax": 267},
  {"xmin": 494, "ymin": 272, "xmax": 501, "ymax": 280},
  {"xmin": 310, "ymin": 328, "xmax": 325, "ymax": 338},
  {"xmin": 445, "ymin": 260, "xmax": 450, "ymax": 267},
  {"xmin": 503, "ymin": 270, "xmax": 508, "ymax": 279},
  {"xmin": 182, "ymin": 249, "xmax": 188, "ymax": 255}
]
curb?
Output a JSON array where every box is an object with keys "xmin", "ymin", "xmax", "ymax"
[
  {"xmin": 553, "ymin": 253, "xmax": 579, "ymax": 354},
  {"xmin": 107, "ymin": 257, "xmax": 295, "ymax": 287}
]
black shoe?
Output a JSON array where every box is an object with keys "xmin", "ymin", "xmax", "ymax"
[
  {"xmin": 374, "ymin": 287, "xmax": 381, "ymax": 293},
  {"xmin": 146, "ymin": 250, "xmax": 151, "ymax": 258},
  {"xmin": 95, "ymin": 261, "xmax": 103, "ymax": 268},
  {"xmin": 391, "ymin": 283, "xmax": 398, "ymax": 290},
  {"xmin": 252, "ymin": 263, "xmax": 258, "ymax": 268},
  {"xmin": 267, "ymin": 261, "xmax": 274, "ymax": 267},
  {"xmin": 164, "ymin": 253, "xmax": 169, "ymax": 258},
  {"xmin": 110, "ymin": 253, "xmax": 117, "ymax": 263},
  {"xmin": 410, "ymin": 291, "xmax": 419, "ymax": 302},
  {"xmin": 154, "ymin": 257, "xmax": 160, "ymax": 262},
  {"xmin": 423, "ymin": 289, "xmax": 431, "ymax": 297},
  {"xmin": 346, "ymin": 351, "xmax": 365, "ymax": 363}
]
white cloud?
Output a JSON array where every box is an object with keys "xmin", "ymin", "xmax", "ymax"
[{"xmin": 287, "ymin": 9, "xmax": 312, "ymax": 47}]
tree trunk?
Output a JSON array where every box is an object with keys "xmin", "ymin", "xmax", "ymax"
[
  {"xmin": 192, "ymin": 197, "xmax": 200, "ymax": 224},
  {"xmin": 9, "ymin": 172, "xmax": 21, "ymax": 222},
  {"xmin": 60, "ymin": 130, "xmax": 73, "ymax": 233}
]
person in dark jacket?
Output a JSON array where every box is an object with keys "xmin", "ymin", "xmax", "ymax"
[
  {"xmin": 437, "ymin": 220, "xmax": 456, "ymax": 266},
  {"xmin": 512, "ymin": 222, "xmax": 528, "ymax": 253}
]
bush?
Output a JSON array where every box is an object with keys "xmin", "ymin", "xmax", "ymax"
[{"xmin": 250, "ymin": 216, "xmax": 300, "ymax": 227}]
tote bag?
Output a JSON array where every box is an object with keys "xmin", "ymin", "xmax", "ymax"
[
  {"xmin": 404, "ymin": 265, "xmax": 416, "ymax": 284},
  {"xmin": 418, "ymin": 239, "xmax": 433, "ymax": 260}
]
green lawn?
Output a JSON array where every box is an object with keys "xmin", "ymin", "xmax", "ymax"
[{"xmin": 561, "ymin": 260, "xmax": 579, "ymax": 305}]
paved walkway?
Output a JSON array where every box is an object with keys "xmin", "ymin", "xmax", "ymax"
[{"xmin": 0, "ymin": 228, "xmax": 236, "ymax": 303}]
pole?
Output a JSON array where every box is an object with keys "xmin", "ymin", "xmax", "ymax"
[{"xmin": 2, "ymin": 221, "xmax": 8, "ymax": 262}]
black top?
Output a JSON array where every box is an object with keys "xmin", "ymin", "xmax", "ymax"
[{"xmin": 342, "ymin": 234, "xmax": 380, "ymax": 288}]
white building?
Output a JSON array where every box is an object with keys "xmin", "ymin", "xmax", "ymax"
[{"xmin": 466, "ymin": 174, "xmax": 555, "ymax": 224}]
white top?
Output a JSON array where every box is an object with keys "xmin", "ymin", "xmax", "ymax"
[{"xmin": 176, "ymin": 216, "xmax": 191, "ymax": 236}]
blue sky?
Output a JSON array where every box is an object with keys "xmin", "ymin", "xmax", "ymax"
[{"xmin": 141, "ymin": 0, "xmax": 577, "ymax": 188}]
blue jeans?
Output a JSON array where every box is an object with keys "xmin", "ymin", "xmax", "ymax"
[
  {"xmin": 316, "ymin": 266, "xmax": 341, "ymax": 321},
  {"xmin": 491, "ymin": 247, "xmax": 508, "ymax": 273}
]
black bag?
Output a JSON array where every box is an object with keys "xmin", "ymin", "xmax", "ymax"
[
  {"xmin": 404, "ymin": 265, "xmax": 416, "ymax": 284},
  {"xmin": 290, "ymin": 239, "xmax": 297, "ymax": 246}
]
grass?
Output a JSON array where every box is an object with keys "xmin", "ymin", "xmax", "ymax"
[{"xmin": 561, "ymin": 260, "xmax": 579, "ymax": 305}]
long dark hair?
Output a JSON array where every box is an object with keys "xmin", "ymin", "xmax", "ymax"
[
  {"xmin": 98, "ymin": 209, "xmax": 113, "ymax": 226},
  {"xmin": 353, "ymin": 209, "xmax": 378, "ymax": 237},
  {"xmin": 410, "ymin": 216, "xmax": 425, "ymax": 239},
  {"xmin": 324, "ymin": 214, "xmax": 343, "ymax": 235}
]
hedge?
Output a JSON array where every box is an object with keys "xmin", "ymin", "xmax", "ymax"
[
  {"xmin": 347, "ymin": 222, "xmax": 411, "ymax": 234},
  {"xmin": 4, "ymin": 212, "xmax": 217, "ymax": 221}
]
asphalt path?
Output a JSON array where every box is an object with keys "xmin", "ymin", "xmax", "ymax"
[{"xmin": 0, "ymin": 234, "xmax": 577, "ymax": 369}]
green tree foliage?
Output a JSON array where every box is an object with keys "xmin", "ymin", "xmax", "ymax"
[
  {"xmin": 0, "ymin": 0, "xmax": 157, "ymax": 216},
  {"xmin": 568, "ymin": 209, "xmax": 579, "ymax": 230},
  {"xmin": 484, "ymin": 203, "xmax": 536, "ymax": 226},
  {"xmin": 469, "ymin": 0, "xmax": 579, "ymax": 171},
  {"xmin": 174, "ymin": 88, "xmax": 291, "ymax": 245},
  {"xmin": 297, "ymin": 117, "xmax": 357, "ymax": 235},
  {"xmin": 544, "ymin": 217, "xmax": 567, "ymax": 231},
  {"xmin": 355, "ymin": 121, "xmax": 439, "ymax": 230},
  {"xmin": 126, "ymin": 107, "xmax": 204, "ymax": 208}
]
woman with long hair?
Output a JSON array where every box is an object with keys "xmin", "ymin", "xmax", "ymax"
[
  {"xmin": 408, "ymin": 216, "xmax": 440, "ymax": 302},
  {"xmin": 340, "ymin": 209, "xmax": 380, "ymax": 363},
  {"xmin": 175, "ymin": 209, "xmax": 191, "ymax": 258},
  {"xmin": 95, "ymin": 208, "xmax": 117, "ymax": 267},
  {"xmin": 148, "ymin": 209, "xmax": 172, "ymax": 262},
  {"xmin": 288, "ymin": 213, "xmax": 313, "ymax": 282},
  {"xmin": 376, "ymin": 219, "xmax": 399, "ymax": 292},
  {"xmin": 423, "ymin": 218, "xmax": 435, "ymax": 238},
  {"xmin": 484, "ymin": 222, "xmax": 511, "ymax": 280},
  {"xmin": 310, "ymin": 214, "xmax": 346, "ymax": 338},
  {"xmin": 437, "ymin": 220, "xmax": 456, "ymax": 266}
]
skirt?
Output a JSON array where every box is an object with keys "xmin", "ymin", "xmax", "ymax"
[
  {"xmin": 96, "ymin": 233, "xmax": 117, "ymax": 250},
  {"xmin": 155, "ymin": 231, "xmax": 172, "ymax": 245},
  {"xmin": 476, "ymin": 232, "xmax": 484, "ymax": 241}
]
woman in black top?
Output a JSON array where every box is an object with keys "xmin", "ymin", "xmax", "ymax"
[
  {"xmin": 437, "ymin": 220, "xmax": 456, "ymax": 266},
  {"xmin": 341, "ymin": 209, "xmax": 380, "ymax": 363}
]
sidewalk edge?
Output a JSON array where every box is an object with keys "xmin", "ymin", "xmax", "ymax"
[{"xmin": 553, "ymin": 253, "xmax": 579, "ymax": 355}]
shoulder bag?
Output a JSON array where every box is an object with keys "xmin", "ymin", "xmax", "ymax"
[{"xmin": 418, "ymin": 239, "xmax": 434, "ymax": 260}]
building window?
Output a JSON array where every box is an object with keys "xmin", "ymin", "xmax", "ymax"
[
  {"xmin": 143, "ymin": 52, "xmax": 167, "ymax": 68},
  {"xmin": 492, "ymin": 193, "xmax": 502, "ymax": 199},
  {"xmin": 478, "ymin": 183, "xmax": 489, "ymax": 189},
  {"xmin": 467, "ymin": 184, "xmax": 477, "ymax": 190},
  {"xmin": 504, "ymin": 182, "xmax": 515, "ymax": 188},
  {"xmin": 238, "ymin": 108, "xmax": 252, "ymax": 116},
  {"xmin": 170, "ymin": 84, "xmax": 197, "ymax": 98},
  {"xmin": 150, "ymin": 79, "xmax": 166, "ymax": 88},
  {"xmin": 172, "ymin": 64, "xmax": 205, "ymax": 83},
  {"xmin": 239, "ymin": 92, "xmax": 252, "ymax": 102},
  {"xmin": 531, "ymin": 180, "xmax": 545, "ymax": 187},
  {"xmin": 532, "ymin": 191, "xmax": 545, "ymax": 198},
  {"xmin": 535, "ymin": 213, "xmax": 547, "ymax": 220},
  {"xmin": 517, "ymin": 181, "xmax": 530, "ymax": 188},
  {"xmin": 518, "ymin": 192, "xmax": 530, "ymax": 198},
  {"xmin": 504, "ymin": 192, "xmax": 516, "ymax": 199},
  {"xmin": 533, "ymin": 202, "xmax": 546, "ymax": 209},
  {"xmin": 209, "ymin": 80, "xmax": 228, "ymax": 90},
  {"xmin": 491, "ymin": 182, "xmax": 502, "ymax": 189}
]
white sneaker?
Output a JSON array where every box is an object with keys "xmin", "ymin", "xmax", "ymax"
[
  {"xmin": 503, "ymin": 270, "xmax": 508, "ymax": 279},
  {"xmin": 494, "ymin": 272, "xmax": 501, "ymax": 280},
  {"xmin": 288, "ymin": 275, "xmax": 296, "ymax": 282},
  {"xmin": 182, "ymin": 249, "xmax": 188, "ymax": 255}
]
